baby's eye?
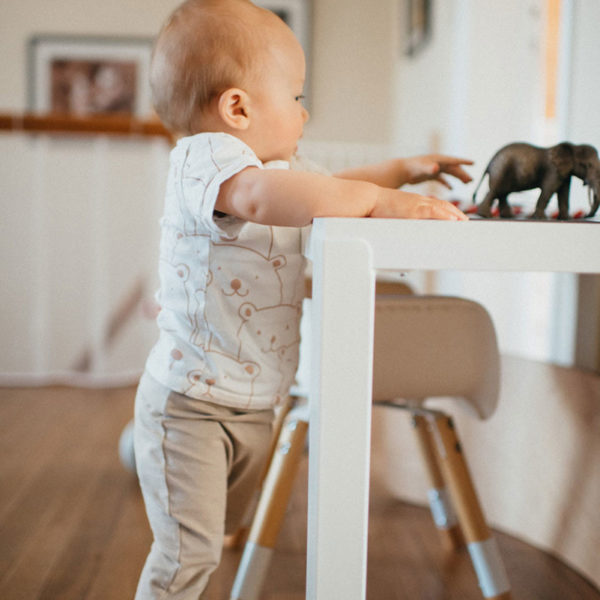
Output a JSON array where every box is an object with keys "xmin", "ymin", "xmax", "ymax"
[{"xmin": 294, "ymin": 95, "xmax": 306, "ymax": 102}]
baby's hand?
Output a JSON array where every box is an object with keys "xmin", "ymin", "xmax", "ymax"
[
  {"xmin": 371, "ymin": 188, "xmax": 468, "ymax": 221},
  {"xmin": 402, "ymin": 154, "xmax": 474, "ymax": 189}
]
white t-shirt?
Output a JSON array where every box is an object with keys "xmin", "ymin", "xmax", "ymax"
[{"xmin": 145, "ymin": 133, "xmax": 309, "ymax": 410}]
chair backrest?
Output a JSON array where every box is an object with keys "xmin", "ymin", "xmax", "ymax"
[
  {"xmin": 372, "ymin": 296, "xmax": 500, "ymax": 420},
  {"xmin": 298, "ymin": 278, "xmax": 500, "ymax": 419}
]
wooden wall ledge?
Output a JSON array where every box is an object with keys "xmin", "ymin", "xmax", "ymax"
[{"xmin": 0, "ymin": 112, "xmax": 173, "ymax": 142}]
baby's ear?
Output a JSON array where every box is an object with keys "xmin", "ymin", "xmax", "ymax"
[{"xmin": 218, "ymin": 88, "xmax": 250, "ymax": 130}]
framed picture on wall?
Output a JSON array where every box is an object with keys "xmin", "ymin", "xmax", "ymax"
[
  {"xmin": 28, "ymin": 34, "xmax": 153, "ymax": 117},
  {"xmin": 405, "ymin": 0, "xmax": 432, "ymax": 57}
]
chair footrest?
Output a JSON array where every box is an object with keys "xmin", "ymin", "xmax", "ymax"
[{"xmin": 468, "ymin": 538, "xmax": 511, "ymax": 597}]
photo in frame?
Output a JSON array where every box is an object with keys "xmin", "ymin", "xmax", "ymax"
[
  {"xmin": 405, "ymin": 0, "xmax": 432, "ymax": 57},
  {"xmin": 28, "ymin": 35, "xmax": 153, "ymax": 117}
]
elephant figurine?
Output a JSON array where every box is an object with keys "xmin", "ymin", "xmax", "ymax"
[{"xmin": 472, "ymin": 141, "xmax": 600, "ymax": 219}]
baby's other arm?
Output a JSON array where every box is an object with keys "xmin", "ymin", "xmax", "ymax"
[
  {"xmin": 216, "ymin": 167, "xmax": 467, "ymax": 227},
  {"xmin": 336, "ymin": 155, "xmax": 474, "ymax": 190}
]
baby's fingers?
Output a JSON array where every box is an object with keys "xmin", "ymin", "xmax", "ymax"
[
  {"xmin": 422, "ymin": 197, "xmax": 468, "ymax": 221},
  {"xmin": 441, "ymin": 163, "xmax": 473, "ymax": 184},
  {"xmin": 433, "ymin": 174, "xmax": 452, "ymax": 189},
  {"xmin": 433, "ymin": 155, "xmax": 474, "ymax": 167}
]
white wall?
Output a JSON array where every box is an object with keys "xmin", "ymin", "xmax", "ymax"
[
  {"xmin": 3, "ymin": 0, "xmax": 600, "ymax": 377},
  {"xmin": 0, "ymin": 0, "xmax": 396, "ymax": 145},
  {"xmin": 566, "ymin": 2, "xmax": 600, "ymax": 142},
  {"xmin": 393, "ymin": 0, "xmax": 600, "ymax": 366},
  {"xmin": 309, "ymin": 0, "xmax": 397, "ymax": 143},
  {"xmin": 394, "ymin": 0, "xmax": 545, "ymax": 183},
  {"xmin": 0, "ymin": 0, "xmax": 399, "ymax": 382}
]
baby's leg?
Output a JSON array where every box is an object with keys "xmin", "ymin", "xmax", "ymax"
[
  {"xmin": 133, "ymin": 374, "xmax": 229, "ymax": 599},
  {"xmin": 223, "ymin": 410, "xmax": 276, "ymax": 535},
  {"xmin": 133, "ymin": 373, "xmax": 274, "ymax": 600}
]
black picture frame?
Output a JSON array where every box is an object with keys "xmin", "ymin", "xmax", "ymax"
[
  {"xmin": 405, "ymin": 0, "xmax": 432, "ymax": 57},
  {"xmin": 28, "ymin": 34, "xmax": 153, "ymax": 117}
]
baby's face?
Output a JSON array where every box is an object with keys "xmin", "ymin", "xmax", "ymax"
[{"xmin": 245, "ymin": 30, "xmax": 309, "ymax": 162}]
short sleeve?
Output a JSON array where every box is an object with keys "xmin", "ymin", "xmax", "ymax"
[{"xmin": 180, "ymin": 133, "xmax": 263, "ymax": 237}]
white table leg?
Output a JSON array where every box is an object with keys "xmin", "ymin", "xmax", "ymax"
[{"xmin": 307, "ymin": 236, "xmax": 375, "ymax": 600}]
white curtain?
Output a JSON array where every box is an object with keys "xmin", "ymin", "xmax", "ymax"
[{"xmin": 0, "ymin": 133, "xmax": 168, "ymax": 386}]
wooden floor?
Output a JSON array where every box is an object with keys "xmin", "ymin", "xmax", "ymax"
[{"xmin": 0, "ymin": 384, "xmax": 598, "ymax": 600}]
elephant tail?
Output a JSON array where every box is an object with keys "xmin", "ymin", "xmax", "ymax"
[{"xmin": 472, "ymin": 169, "xmax": 488, "ymax": 203}]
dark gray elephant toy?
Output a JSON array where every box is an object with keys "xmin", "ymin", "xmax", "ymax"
[{"xmin": 473, "ymin": 141, "xmax": 600, "ymax": 219}]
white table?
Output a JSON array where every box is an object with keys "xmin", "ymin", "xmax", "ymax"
[{"xmin": 304, "ymin": 217, "xmax": 600, "ymax": 600}]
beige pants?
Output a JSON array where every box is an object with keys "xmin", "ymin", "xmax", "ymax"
[{"xmin": 134, "ymin": 372, "xmax": 274, "ymax": 599}]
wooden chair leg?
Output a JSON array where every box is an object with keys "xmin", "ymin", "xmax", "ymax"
[
  {"xmin": 411, "ymin": 413, "xmax": 463, "ymax": 550},
  {"xmin": 230, "ymin": 408, "xmax": 309, "ymax": 600},
  {"xmin": 427, "ymin": 412, "xmax": 512, "ymax": 600}
]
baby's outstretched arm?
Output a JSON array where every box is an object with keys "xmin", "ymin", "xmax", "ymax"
[
  {"xmin": 216, "ymin": 167, "xmax": 467, "ymax": 227},
  {"xmin": 336, "ymin": 155, "xmax": 474, "ymax": 190}
]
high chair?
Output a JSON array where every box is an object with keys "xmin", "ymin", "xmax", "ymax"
[{"xmin": 230, "ymin": 292, "xmax": 511, "ymax": 600}]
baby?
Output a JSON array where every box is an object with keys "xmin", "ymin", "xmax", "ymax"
[{"xmin": 134, "ymin": 1, "xmax": 472, "ymax": 598}]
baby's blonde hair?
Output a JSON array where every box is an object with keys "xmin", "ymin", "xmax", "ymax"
[{"xmin": 151, "ymin": 0, "xmax": 268, "ymax": 134}]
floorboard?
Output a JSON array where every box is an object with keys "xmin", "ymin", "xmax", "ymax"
[{"xmin": 0, "ymin": 384, "xmax": 598, "ymax": 599}]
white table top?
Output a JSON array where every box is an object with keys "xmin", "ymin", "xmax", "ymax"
[{"xmin": 308, "ymin": 217, "xmax": 600, "ymax": 273}]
